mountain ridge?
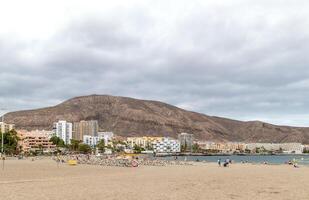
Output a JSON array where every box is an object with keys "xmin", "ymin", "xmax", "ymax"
[{"xmin": 4, "ymin": 94, "xmax": 309, "ymax": 143}]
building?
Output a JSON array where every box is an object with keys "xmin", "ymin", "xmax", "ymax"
[
  {"xmin": 126, "ymin": 137, "xmax": 163, "ymax": 149},
  {"xmin": 178, "ymin": 133, "xmax": 194, "ymax": 151},
  {"xmin": 83, "ymin": 132, "xmax": 115, "ymax": 147},
  {"xmin": 17, "ymin": 130, "xmax": 56, "ymax": 153},
  {"xmin": 197, "ymin": 141, "xmax": 246, "ymax": 153},
  {"xmin": 303, "ymin": 144, "xmax": 309, "ymax": 152},
  {"xmin": 98, "ymin": 132, "xmax": 114, "ymax": 144},
  {"xmin": 0, "ymin": 122, "xmax": 15, "ymax": 133},
  {"xmin": 246, "ymin": 143, "xmax": 303, "ymax": 154},
  {"xmin": 73, "ymin": 120, "xmax": 98, "ymax": 141},
  {"xmin": 53, "ymin": 120, "xmax": 73, "ymax": 144},
  {"xmin": 152, "ymin": 137, "xmax": 180, "ymax": 153},
  {"xmin": 83, "ymin": 135, "xmax": 102, "ymax": 147},
  {"xmin": 280, "ymin": 143, "xmax": 303, "ymax": 154}
]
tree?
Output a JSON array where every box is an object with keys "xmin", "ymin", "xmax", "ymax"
[
  {"xmin": 70, "ymin": 139, "xmax": 81, "ymax": 151},
  {"xmin": 78, "ymin": 143, "xmax": 91, "ymax": 154},
  {"xmin": 133, "ymin": 144, "xmax": 145, "ymax": 153},
  {"xmin": 50, "ymin": 136, "xmax": 66, "ymax": 147},
  {"xmin": 37, "ymin": 144, "xmax": 43, "ymax": 154},
  {"xmin": 0, "ymin": 130, "xmax": 20, "ymax": 155},
  {"xmin": 97, "ymin": 139, "xmax": 105, "ymax": 153},
  {"xmin": 146, "ymin": 143, "xmax": 153, "ymax": 151},
  {"xmin": 181, "ymin": 143, "xmax": 188, "ymax": 152},
  {"xmin": 278, "ymin": 147, "xmax": 283, "ymax": 153},
  {"xmin": 192, "ymin": 143, "xmax": 200, "ymax": 153},
  {"xmin": 181, "ymin": 140, "xmax": 188, "ymax": 152}
]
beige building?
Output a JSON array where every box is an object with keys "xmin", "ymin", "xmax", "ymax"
[
  {"xmin": 197, "ymin": 141, "xmax": 246, "ymax": 153},
  {"xmin": 17, "ymin": 130, "xmax": 56, "ymax": 153},
  {"xmin": 246, "ymin": 143, "xmax": 303, "ymax": 154},
  {"xmin": 127, "ymin": 137, "xmax": 163, "ymax": 149},
  {"xmin": 178, "ymin": 133, "xmax": 194, "ymax": 151},
  {"xmin": 0, "ymin": 122, "xmax": 15, "ymax": 133},
  {"xmin": 73, "ymin": 120, "xmax": 98, "ymax": 141}
]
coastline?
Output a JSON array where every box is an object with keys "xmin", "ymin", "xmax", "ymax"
[{"xmin": 154, "ymin": 152, "xmax": 309, "ymax": 157}]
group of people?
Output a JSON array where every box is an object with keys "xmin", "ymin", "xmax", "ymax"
[
  {"xmin": 217, "ymin": 158, "xmax": 232, "ymax": 167},
  {"xmin": 286, "ymin": 160, "xmax": 299, "ymax": 168}
]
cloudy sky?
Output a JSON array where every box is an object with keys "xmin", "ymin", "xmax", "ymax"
[{"xmin": 1, "ymin": 0, "xmax": 309, "ymax": 126}]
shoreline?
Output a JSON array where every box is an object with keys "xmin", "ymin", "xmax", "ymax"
[
  {"xmin": 154, "ymin": 152, "xmax": 309, "ymax": 156},
  {"xmin": 3, "ymin": 155, "xmax": 308, "ymax": 167}
]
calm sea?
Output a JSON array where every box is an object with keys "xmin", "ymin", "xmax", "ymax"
[{"xmin": 159, "ymin": 155, "xmax": 309, "ymax": 165}]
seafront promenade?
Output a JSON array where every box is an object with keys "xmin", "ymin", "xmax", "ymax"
[{"xmin": 1, "ymin": 158, "xmax": 309, "ymax": 200}]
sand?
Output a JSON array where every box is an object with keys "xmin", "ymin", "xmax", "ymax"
[{"xmin": 1, "ymin": 159, "xmax": 309, "ymax": 200}]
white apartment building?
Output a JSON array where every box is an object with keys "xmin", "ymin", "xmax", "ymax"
[
  {"xmin": 53, "ymin": 120, "xmax": 73, "ymax": 144},
  {"xmin": 152, "ymin": 137, "xmax": 180, "ymax": 153},
  {"xmin": 83, "ymin": 135, "xmax": 102, "ymax": 147},
  {"xmin": 98, "ymin": 132, "xmax": 114, "ymax": 144},
  {"xmin": 83, "ymin": 132, "xmax": 115, "ymax": 147}
]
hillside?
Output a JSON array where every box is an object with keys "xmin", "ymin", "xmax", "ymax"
[{"xmin": 3, "ymin": 95, "xmax": 309, "ymax": 143}]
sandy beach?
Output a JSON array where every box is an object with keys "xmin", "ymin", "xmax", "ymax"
[{"xmin": 1, "ymin": 159, "xmax": 309, "ymax": 200}]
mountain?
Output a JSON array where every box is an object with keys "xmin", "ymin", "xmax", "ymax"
[{"xmin": 3, "ymin": 95, "xmax": 309, "ymax": 143}]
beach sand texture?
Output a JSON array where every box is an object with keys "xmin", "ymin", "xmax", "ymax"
[{"xmin": 1, "ymin": 159, "xmax": 309, "ymax": 200}]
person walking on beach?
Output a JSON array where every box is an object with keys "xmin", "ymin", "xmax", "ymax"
[{"xmin": 218, "ymin": 158, "xmax": 221, "ymax": 166}]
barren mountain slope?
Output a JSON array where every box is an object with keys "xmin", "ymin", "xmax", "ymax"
[{"xmin": 4, "ymin": 95, "xmax": 309, "ymax": 143}]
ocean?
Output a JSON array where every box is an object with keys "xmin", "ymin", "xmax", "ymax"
[{"xmin": 158, "ymin": 154, "xmax": 309, "ymax": 165}]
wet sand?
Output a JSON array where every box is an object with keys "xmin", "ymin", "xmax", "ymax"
[{"xmin": 1, "ymin": 159, "xmax": 309, "ymax": 200}]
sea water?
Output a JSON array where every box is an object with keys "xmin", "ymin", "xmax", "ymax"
[{"xmin": 160, "ymin": 155, "xmax": 309, "ymax": 165}]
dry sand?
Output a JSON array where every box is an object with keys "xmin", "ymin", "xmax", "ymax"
[{"xmin": 1, "ymin": 159, "xmax": 309, "ymax": 200}]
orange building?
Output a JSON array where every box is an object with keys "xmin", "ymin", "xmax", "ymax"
[{"xmin": 17, "ymin": 130, "xmax": 56, "ymax": 153}]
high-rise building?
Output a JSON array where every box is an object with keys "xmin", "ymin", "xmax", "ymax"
[
  {"xmin": 178, "ymin": 133, "xmax": 194, "ymax": 151},
  {"xmin": 73, "ymin": 120, "xmax": 98, "ymax": 141},
  {"xmin": 0, "ymin": 122, "xmax": 15, "ymax": 133},
  {"xmin": 53, "ymin": 120, "xmax": 72, "ymax": 144}
]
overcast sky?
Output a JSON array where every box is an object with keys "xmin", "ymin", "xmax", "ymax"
[{"xmin": 1, "ymin": 0, "xmax": 309, "ymax": 126}]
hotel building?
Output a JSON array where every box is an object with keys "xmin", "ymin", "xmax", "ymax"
[
  {"xmin": 152, "ymin": 137, "xmax": 181, "ymax": 153},
  {"xmin": 246, "ymin": 143, "xmax": 303, "ymax": 154},
  {"xmin": 197, "ymin": 141, "xmax": 246, "ymax": 153},
  {"xmin": 98, "ymin": 132, "xmax": 114, "ymax": 144},
  {"xmin": 73, "ymin": 120, "xmax": 99, "ymax": 141},
  {"xmin": 178, "ymin": 133, "xmax": 194, "ymax": 151},
  {"xmin": 126, "ymin": 136, "xmax": 163, "ymax": 149},
  {"xmin": 17, "ymin": 130, "xmax": 56, "ymax": 153},
  {"xmin": 83, "ymin": 132, "xmax": 114, "ymax": 147},
  {"xmin": 53, "ymin": 120, "xmax": 73, "ymax": 144}
]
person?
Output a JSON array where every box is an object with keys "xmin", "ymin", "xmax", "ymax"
[
  {"xmin": 132, "ymin": 157, "xmax": 139, "ymax": 167},
  {"xmin": 217, "ymin": 158, "xmax": 221, "ymax": 166}
]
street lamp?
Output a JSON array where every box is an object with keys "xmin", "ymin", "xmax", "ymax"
[{"xmin": 0, "ymin": 108, "xmax": 7, "ymax": 170}]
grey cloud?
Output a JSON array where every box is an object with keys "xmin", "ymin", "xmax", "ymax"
[{"xmin": 1, "ymin": 1, "xmax": 309, "ymax": 126}]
